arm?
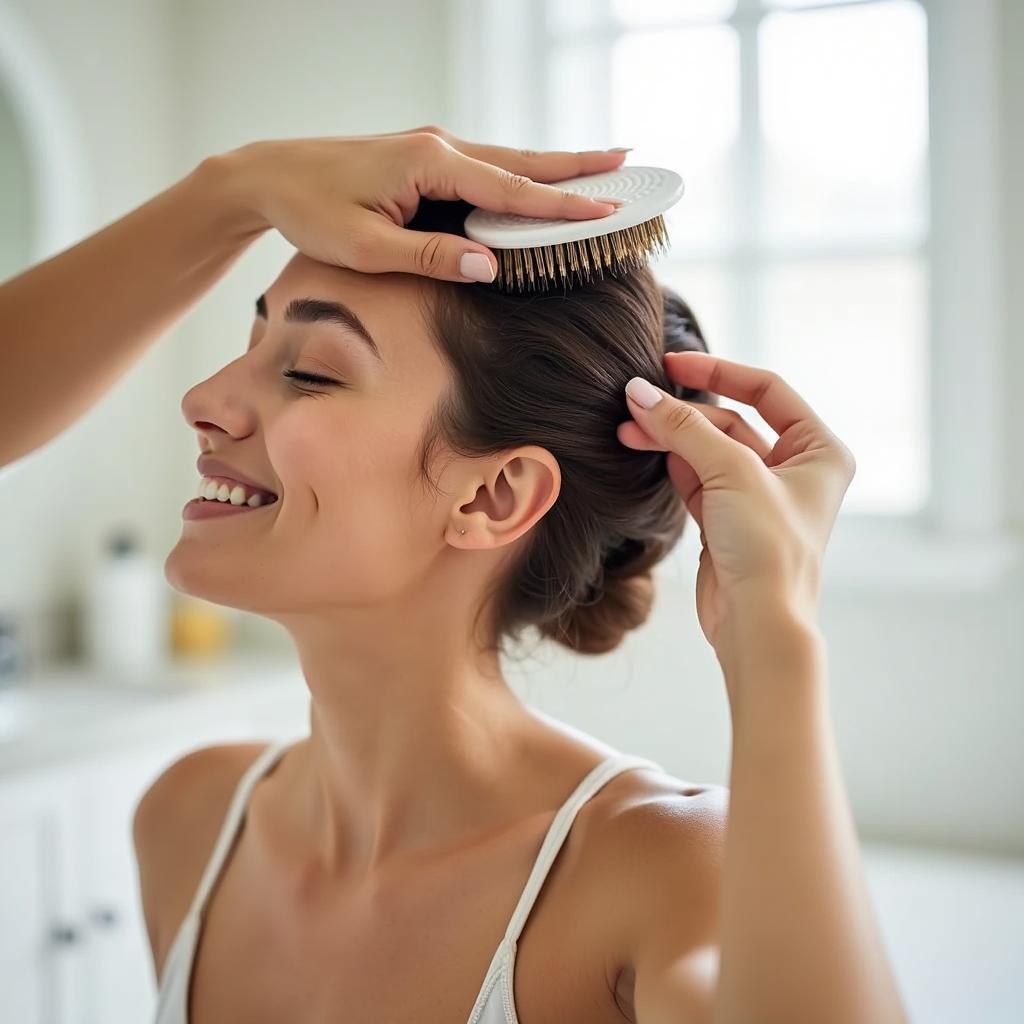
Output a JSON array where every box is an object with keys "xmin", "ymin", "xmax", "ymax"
[
  {"xmin": 0, "ymin": 128, "xmax": 627, "ymax": 469},
  {"xmin": 713, "ymin": 601, "xmax": 907, "ymax": 1024},
  {"xmin": 0, "ymin": 154, "xmax": 265, "ymax": 468},
  {"xmin": 630, "ymin": 600, "xmax": 908, "ymax": 1024}
]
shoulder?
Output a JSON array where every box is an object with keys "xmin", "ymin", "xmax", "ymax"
[
  {"xmin": 132, "ymin": 740, "xmax": 273, "ymax": 841},
  {"xmin": 582, "ymin": 769, "xmax": 729, "ymax": 1022},
  {"xmin": 585, "ymin": 764, "xmax": 727, "ymax": 847},
  {"xmin": 131, "ymin": 741, "xmax": 273, "ymax": 979},
  {"xmin": 588, "ymin": 768, "xmax": 728, "ymax": 910}
]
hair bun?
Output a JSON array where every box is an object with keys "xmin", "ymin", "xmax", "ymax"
[{"xmin": 541, "ymin": 570, "xmax": 656, "ymax": 655}]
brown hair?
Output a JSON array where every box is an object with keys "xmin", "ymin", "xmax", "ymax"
[{"xmin": 409, "ymin": 199, "xmax": 715, "ymax": 658}]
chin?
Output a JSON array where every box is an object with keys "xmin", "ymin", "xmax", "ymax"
[{"xmin": 163, "ymin": 540, "xmax": 265, "ymax": 615}]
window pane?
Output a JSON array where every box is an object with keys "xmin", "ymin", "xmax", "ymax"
[
  {"xmin": 762, "ymin": 0, "xmax": 856, "ymax": 7},
  {"xmin": 612, "ymin": 0, "xmax": 737, "ymax": 25},
  {"xmin": 655, "ymin": 261, "xmax": 737, "ymax": 363},
  {"xmin": 759, "ymin": 1, "xmax": 929, "ymax": 243},
  {"xmin": 757, "ymin": 256, "xmax": 929, "ymax": 514},
  {"xmin": 547, "ymin": 0, "xmax": 606, "ymax": 34},
  {"xmin": 611, "ymin": 25, "xmax": 740, "ymax": 249},
  {"xmin": 547, "ymin": 42, "xmax": 612, "ymax": 152}
]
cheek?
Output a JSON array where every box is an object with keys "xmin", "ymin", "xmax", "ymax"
[{"xmin": 267, "ymin": 407, "xmax": 427, "ymax": 579}]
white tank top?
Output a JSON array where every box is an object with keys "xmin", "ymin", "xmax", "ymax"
[{"xmin": 152, "ymin": 738, "xmax": 664, "ymax": 1023}]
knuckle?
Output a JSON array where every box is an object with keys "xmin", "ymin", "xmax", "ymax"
[
  {"xmin": 518, "ymin": 147, "xmax": 542, "ymax": 158},
  {"xmin": 416, "ymin": 233, "xmax": 447, "ymax": 276},
  {"xmin": 837, "ymin": 443, "xmax": 857, "ymax": 478},
  {"xmin": 498, "ymin": 168, "xmax": 533, "ymax": 200},
  {"xmin": 412, "ymin": 123, "xmax": 449, "ymax": 140},
  {"xmin": 407, "ymin": 131, "xmax": 449, "ymax": 157},
  {"xmin": 663, "ymin": 400, "xmax": 698, "ymax": 433}
]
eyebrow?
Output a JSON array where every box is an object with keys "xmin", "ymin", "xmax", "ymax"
[{"xmin": 255, "ymin": 293, "xmax": 383, "ymax": 364}]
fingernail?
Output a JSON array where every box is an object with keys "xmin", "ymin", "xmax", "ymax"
[
  {"xmin": 460, "ymin": 252, "xmax": 495, "ymax": 283},
  {"xmin": 607, "ymin": 146, "xmax": 633, "ymax": 152},
  {"xmin": 625, "ymin": 376, "xmax": 663, "ymax": 409}
]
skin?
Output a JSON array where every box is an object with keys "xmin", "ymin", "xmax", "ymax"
[{"xmin": 166, "ymin": 251, "xmax": 599, "ymax": 881}]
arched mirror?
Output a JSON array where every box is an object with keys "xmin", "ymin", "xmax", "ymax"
[
  {"xmin": 0, "ymin": 78, "xmax": 31, "ymax": 282},
  {"xmin": 0, "ymin": 1, "xmax": 86, "ymax": 486}
]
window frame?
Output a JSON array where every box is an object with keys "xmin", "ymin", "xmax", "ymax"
[{"xmin": 447, "ymin": 0, "xmax": 1022, "ymax": 592}]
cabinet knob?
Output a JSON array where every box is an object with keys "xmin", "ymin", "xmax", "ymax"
[
  {"xmin": 89, "ymin": 906, "xmax": 121, "ymax": 928},
  {"xmin": 49, "ymin": 922, "xmax": 82, "ymax": 945}
]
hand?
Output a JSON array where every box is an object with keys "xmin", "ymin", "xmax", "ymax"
[
  {"xmin": 213, "ymin": 125, "xmax": 627, "ymax": 283},
  {"xmin": 617, "ymin": 352, "xmax": 856, "ymax": 653}
]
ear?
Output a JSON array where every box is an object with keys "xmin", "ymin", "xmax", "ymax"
[{"xmin": 448, "ymin": 445, "xmax": 561, "ymax": 549}]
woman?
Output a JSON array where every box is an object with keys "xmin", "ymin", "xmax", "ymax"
[{"xmin": 0, "ymin": 127, "xmax": 907, "ymax": 1022}]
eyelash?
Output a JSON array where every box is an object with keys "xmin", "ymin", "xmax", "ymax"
[{"xmin": 281, "ymin": 369, "xmax": 344, "ymax": 389}]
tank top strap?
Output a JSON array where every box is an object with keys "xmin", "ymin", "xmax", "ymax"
[
  {"xmin": 188, "ymin": 739, "xmax": 293, "ymax": 920},
  {"xmin": 502, "ymin": 752, "xmax": 664, "ymax": 948}
]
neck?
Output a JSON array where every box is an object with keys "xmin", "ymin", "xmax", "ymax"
[{"xmin": 276, "ymin": 612, "xmax": 538, "ymax": 882}]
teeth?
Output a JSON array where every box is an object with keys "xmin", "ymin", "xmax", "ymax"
[{"xmin": 196, "ymin": 476, "xmax": 273, "ymax": 508}]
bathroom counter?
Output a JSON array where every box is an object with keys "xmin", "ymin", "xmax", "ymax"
[{"xmin": 0, "ymin": 653, "xmax": 310, "ymax": 778}]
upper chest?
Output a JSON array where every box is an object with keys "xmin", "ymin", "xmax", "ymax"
[{"xmin": 167, "ymin": 774, "xmax": 643, "ymax": 1024}]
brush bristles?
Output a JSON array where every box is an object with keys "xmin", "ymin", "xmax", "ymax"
[{"xmin": 491, "ymin": 214, "xmax": 671, "ymax": 294}]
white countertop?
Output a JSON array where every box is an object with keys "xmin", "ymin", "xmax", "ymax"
[{"xmin": 0, "ymin": 653, "xmax": 310, "ymax": 778}]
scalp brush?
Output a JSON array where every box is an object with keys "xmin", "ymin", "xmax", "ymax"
[{"xmin": 464, "ymin": 165, "xmax": 684, "ymax": 294}]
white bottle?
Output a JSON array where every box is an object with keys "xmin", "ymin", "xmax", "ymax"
[{"xmin": 85, "ymin": 527, "xmax": 170, "ymax": 684}]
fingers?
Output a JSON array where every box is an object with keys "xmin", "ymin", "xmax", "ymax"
[
  {"xmin": 450, "ymin": 140, "xmax": 631, "ymax": 185},
  {"xmin": 618, "ymin": 400, "xmax": 773, "ymax": 462},
  {"xmin": 622, "ymin": 377, "xmax": 758, "ymax": 485},
  {"xmin": 358, "ymin": 220, "xmax": 498, "ymax": 283},
  {"xmin": 405, "ymin": 123, "xmax": 631, "ymax": 185},
  {"xmin": 420, "ymin": 139, "xmax": 623, "ymax": 221},
  {"xmin": 662, "ymin": 351, "xmax": 829, "ymax": 451}
]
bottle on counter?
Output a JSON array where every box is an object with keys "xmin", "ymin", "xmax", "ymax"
[
  {"xmin": 84, "ymin": 526, "xmax": 171, "ymax": 684},
  {"xmin": 169, "ymin": 594, "xmax": 233, "ymax": 662}
]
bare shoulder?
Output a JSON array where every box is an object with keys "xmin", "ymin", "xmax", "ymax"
[
  {"xmin": 580, "ymin": 769, "xmax": 729, "ymax": 1004},
  {"xmin": 131, "ymin": 740, "xmax": 274, "ymax": 984},
  {"xmin": 588, "ymin": 767, "xmax": 729, "ymax": 859}
]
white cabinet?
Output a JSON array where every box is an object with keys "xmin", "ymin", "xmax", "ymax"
[
  {"xmin": 74, "ymin": 743, "xmax": 186, "ymax": 1024},
  {"xmin": 0, "ymin": 668, "xmax": 310, "ymax": 1024},
  {"xmin": 0, "ymin": 770, "xmax": 80, "ymax": 1024},
  {"xmin": 1, "ymin": 740, "xmax": 206, "ymax": 1024}
]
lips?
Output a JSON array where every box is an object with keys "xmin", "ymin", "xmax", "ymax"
[{"xmin": 196, "ymin": 454, "xmax": 278, "ymax": 499}]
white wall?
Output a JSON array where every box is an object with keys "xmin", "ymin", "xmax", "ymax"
[
  {"xmin": 0, "ymin": 0, "xmax": 1021, "ymax": 858},
  {"xmin": 0, "ymin": 0, "xmax": 180, "ymax": 654}
]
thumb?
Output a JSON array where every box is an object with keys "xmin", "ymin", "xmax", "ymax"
[
  {"xmin": 624, "ymin": 376, "xmax": 742, "ymax": 484},
  {"xmin": 362, "ymin": 221, "xmax": 497, "ymax": 283}
]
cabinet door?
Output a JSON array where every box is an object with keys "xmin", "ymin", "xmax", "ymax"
[
  {"xmin": 76, "ymin": 721, "xmax": 281, "ymax": 1024},
  {"xmin": 0, "ymin": 774, "xmax": 83, "ymax": 1024},
  {"xmin": 73, "ymin": 743, "xmax": 185, "ymax": 1024}
]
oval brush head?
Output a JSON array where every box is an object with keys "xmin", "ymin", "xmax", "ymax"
[{"xmin": 464, "ymin": 165, "xmax": 684, "ymax": 294}]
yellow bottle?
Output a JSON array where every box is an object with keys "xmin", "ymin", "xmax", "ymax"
[{"xmin": 170, "ymin": 595, "xmax": 232, "ymax": 660}]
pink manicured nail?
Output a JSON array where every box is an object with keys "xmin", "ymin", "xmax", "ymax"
[
  {"xmin": 460, "ymin": 252, "xmax": 495, "ymax": 282},
  {"xmin": 625, "ymin": 377, "xmax": 663, "ymax": 409}
]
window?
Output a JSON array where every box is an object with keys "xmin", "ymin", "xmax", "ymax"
[
  {"xmin": 449, "ymin": 0, "xmax": 1019, "ymax": 590},
  {"xmin": 544, "ymin": 0, "xmax": 930, "ymax": 516}
]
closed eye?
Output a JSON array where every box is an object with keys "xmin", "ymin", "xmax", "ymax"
[{"xmin": 282, "ymin": 369, "xmax": 344, "ymax": 388}]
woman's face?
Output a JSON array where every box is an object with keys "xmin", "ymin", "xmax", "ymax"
[{"xmin": 165, "ymin": 252, "xmax": 460, "ymax": 618}]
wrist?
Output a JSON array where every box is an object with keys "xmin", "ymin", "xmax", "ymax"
[
  {"xmin": 714, "ymin": 597, "xmax": 825, "ymax": 703},
  {"xmin": 190, "ymin": 144, "xmax": 271, "ymax": 241}
]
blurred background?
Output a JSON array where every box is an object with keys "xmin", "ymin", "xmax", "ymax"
[{"xmin": 0, "ymin": 0, "xmax": 1021, "ymax": 1020}]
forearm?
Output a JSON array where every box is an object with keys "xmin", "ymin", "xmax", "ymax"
[
  {"xmin": 713, "ymin": 607, "xmax": 908, "ymax": 1024},
  {"xmin": 0, "ymin": 151, "xmax": 266, "ymax": 467}
]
